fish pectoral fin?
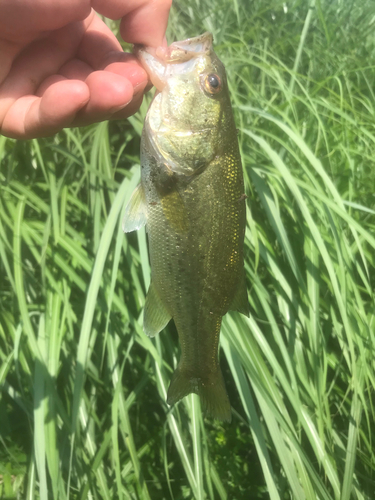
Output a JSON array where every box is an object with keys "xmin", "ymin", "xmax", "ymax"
[
  {"xmin": 143, "ymin": 281, "xmax": 172, "ymax": 337},
  {"xmin": 153, "ymin": 164, "xmax": 189, "ymax": 233},
  {"xmin": 122, "ymin": 184, "xmax": 147, "ymax": 233},
  {"xmin": 160, "ymin": 189, "xmax": 189, "ymax": 233},
  {"xmin": 229, "ymin": 273, "xmax": 250, "ymax": 317}
]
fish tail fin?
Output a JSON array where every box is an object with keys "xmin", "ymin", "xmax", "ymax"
[
  {"xmin": 167, "ymin": 365, "xmax": 232, "ymax": 422},
  {"xmin": 198, "ymin": 370, "xmax": 232, "ymax": 422}
]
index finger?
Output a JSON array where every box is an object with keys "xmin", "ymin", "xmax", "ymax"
[{"xmin": 92, "ymin": 0, "xmax": 171, "ymax": 47}]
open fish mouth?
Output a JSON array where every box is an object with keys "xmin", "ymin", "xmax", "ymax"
[{"xmin": 135, "ymin": 32, "xmax": 214, "ymax": 91}]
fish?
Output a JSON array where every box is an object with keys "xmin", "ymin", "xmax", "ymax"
[{"xmin": 123, "ymin": 32, "xmax": 249, "ymax": 422}]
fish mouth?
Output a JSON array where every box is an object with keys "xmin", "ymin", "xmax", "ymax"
[{"xmin": 135, "ymin": 32, "xmax": 213, "ymax": 91}]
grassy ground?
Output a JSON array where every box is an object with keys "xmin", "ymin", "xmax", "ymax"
[{"xmin": 1, "ymin": 0, "xmax": 375, "ymax": 498}]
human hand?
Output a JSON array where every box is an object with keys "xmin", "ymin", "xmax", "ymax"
[{"xmin": 0, "ymin": 0, "xmax": 171, "ymax": 139}]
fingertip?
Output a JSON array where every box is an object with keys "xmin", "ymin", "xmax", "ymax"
[
  {"xmin": 104, "ymin": 60, "xmax": 148, "ymax": 89},
  {"xmin": 119, "ymin": 0, "xmax": 172, "ymax": 47},
  {"xmin": 25, "ymin": 80, "xmax": 90, "ymax": 137},
  {"xmin": 0, "ymin": 70, "xmax": 144, "ymax": 139},
  {"xmin": 36, "ymin": 75, "xmax": 68, "ymax": 97},
  {"xmin": 38, "ymin": 80, "xmax": 90, "ymax": 123},
  {"xmin": 82, "ymin": 70, "xmax": 134, "ymax": 114}
]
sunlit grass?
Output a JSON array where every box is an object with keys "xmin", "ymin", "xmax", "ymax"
[{"xmin": 1, "ymin": 0, "xmax": 375, "ymax": 498}]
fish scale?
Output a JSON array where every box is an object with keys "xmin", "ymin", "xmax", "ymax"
[{"xmin": 123, "ymin": 33, "xmax": 249, "ymax": 421}]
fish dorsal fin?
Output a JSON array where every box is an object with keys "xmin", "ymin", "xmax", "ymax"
[
  {"xmin": 229, "ymin": 274, "xmax": 250, "ymax": 317},
  {"xmin": 122, "ymin": 184, "xmax": 147, "ymax": 233},
  {"xmin": 144, "ymin": 281, "xmax": 172, "ymax": 337}
]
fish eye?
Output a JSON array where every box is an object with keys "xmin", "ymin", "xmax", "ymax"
[{"xmin": 203, "ymin": 73, "xmax": 222, "ymax": 95}]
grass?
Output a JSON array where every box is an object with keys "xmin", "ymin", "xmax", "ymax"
[{"xmin": 1, "ymin": 0, "xmax": 375, "ymax": 498}]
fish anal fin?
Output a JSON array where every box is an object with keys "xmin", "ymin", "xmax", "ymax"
[
  {"xmin": 122, "ymin": 184, "xmax": 147, "ymax": 233},
  {"xmin": 143, "ymin": 281, "xmax": 172, "ymax": 337},
  {"xmin": 167, "ymin": 365, "xmax": 232, "ymax": 422},
  {"xmin": 229, "ymin": 273, "xmax": 250, "ymax": 317}
]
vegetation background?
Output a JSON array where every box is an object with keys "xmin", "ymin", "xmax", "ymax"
[{"xmin": 1, "ymin": 0, "xmax": 375, "ymax": 498}]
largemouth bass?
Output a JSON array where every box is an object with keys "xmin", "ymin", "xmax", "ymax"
[{"xmin": 123, "ymin": 33, "xmax": 249, "ymax": 421}]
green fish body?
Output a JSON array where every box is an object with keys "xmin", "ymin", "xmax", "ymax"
[{"xmin": 123, "ymin": 33, "xmax": 249, "ymax": 421}]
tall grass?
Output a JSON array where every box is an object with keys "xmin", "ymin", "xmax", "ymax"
[{"xmin": 1, "ymin": 0, "xmax": 375, "ymax": 498}]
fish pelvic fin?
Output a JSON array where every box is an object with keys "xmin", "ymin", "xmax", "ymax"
[
  {"xmin": 144, "ymin": 281, "xmax": 172, "ymax": 337},
  {"xmin": 167, "ymin": 365, "xmax": 232, "ymax": 422},
  {"xmin": 122, "ymin": 183, "xmax": 147, "ymax": 233},
  {"xmin": 229, "ymin": 272, "xmax": 250, "ymax": 317}
]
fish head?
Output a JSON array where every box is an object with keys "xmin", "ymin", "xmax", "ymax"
[{"xmin": 137, "ymin": 33, "xmax": 233, "ymax": 175}]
